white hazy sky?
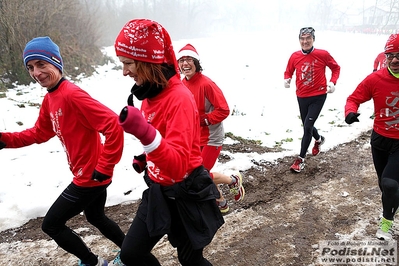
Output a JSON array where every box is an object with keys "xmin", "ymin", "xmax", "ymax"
[
  {"xmin": 0, "ymin": 29, "xmax": 388, "ymax": 232},
  {"xmin": 255, "ymin": 0, "xmax": 375, "ymax": 9}
]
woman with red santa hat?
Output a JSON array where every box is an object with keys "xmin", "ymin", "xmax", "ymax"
[
  {"xmin": 345, "ymin": 33, "xmax": 399, "ymax": 241},
  {"xmin": 114, "ymin": 19, "xmax": 224, "ymax": 265},
  {"xmin": 176, "ymin": 43, "xmax": 245, "ymax": 214}
]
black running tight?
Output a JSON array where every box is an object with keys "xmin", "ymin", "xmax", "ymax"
[
  {"xmin": 297, "ymin": 94, "xmax": 327, "ymax": 158},
  {"xmin": 41, "ymin": 182, "xmax": 125, "ymax": 264},
  {"xmin": 371, "ymin": 130, "xmax": 399, "ymax": 220}
]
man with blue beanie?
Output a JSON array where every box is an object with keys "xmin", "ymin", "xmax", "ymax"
[
  {"xmin": 23, "ymin": 36, "xmax": 63, "ymax": 73},
  {"xmin": 0, "ymin": 36, "xmax": 126, "ymax": 265}
]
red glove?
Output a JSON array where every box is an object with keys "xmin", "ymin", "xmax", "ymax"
[
  {"xmin": 119, "ymin": 106, "xmax": 156, "ymax": 145},
  {"xmin": 200, "ymin": 114, "xmax": 210, "ymax": 127}
]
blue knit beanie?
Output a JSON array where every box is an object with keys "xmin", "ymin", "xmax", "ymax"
[{"xmin": 23, "ymin": 36, "xmax": 63, "ymax": 73}]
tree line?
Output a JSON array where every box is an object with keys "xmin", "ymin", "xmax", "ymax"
[
  {"xmin": 0, "ymin": 0, "xmax": 108, "ymax": 88},
  {"xmin": 0, "ymin": 0, "xmax": 278, "ymax": 89}
]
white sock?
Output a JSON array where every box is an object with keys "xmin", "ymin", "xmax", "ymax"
[
  {"xmin": 218, "ymin": 198, "xmax": 227, "ymax": 206},
  {"xmin": 230, "ymin": 175, "xmax": 237, "ymax": 185}
]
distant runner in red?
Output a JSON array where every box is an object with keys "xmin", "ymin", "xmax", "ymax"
[
  {"xmin": 284, "ymin": 27, "xmax": 341, "ymax": 173},
  {"xmin": 373, "ymin": 51, "xmax": 387, "ymax": 72}
]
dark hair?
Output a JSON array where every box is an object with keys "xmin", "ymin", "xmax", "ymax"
[{"xmin": 193, "ymin": 59, "xmax": 203, "ymax": 72}]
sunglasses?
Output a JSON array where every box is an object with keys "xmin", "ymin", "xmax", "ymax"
[
  {"xmin": 386, "ymin": 53, "xmax": 399, "ymax": 60},
  {"xmin": 299, "ymin": 27, "xmax": 315, "ymax": 36}
]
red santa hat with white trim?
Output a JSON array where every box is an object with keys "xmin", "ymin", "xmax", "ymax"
[{"xmin": 177, "ymin": 44, "xmax": 200, "ymax": 61}]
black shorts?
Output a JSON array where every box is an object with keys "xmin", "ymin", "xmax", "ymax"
[{"xmin": 371, "ymin": 130, "xmax": 399, "ymax": 154}]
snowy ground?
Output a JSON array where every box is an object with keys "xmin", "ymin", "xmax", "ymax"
[{"xmin": 0, "ymin": 30, "xmax": 393, "ymax": 265}]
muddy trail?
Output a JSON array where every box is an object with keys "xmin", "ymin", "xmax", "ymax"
[{"xmin": 1, "ymin": 129, "xmax": 392, "ymax": 266}]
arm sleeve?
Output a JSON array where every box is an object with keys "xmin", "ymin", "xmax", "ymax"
[
  {"xmin": 345, "ymin": 77, "xmax": 372, "ymax": 117},
  {"xmin": 0, "ymin": 98, "xmax": 55, "ymax": 148},
  {"xmin": 203, "ymin": 82, "xmax": 229, "ymax": 125},
  {"xmin": 284, "ymin": 54, "xmax": 295, "ymax": 80},
  {"xmin": 145, "ymin": 96, "xmax": 199, "ymax": 182},
  {"xmin": 327, "ymin": 53, "xmax": 340, "ymax": 85},
  {"xmin": 71, "ymin": 90, "xmax": 124, "ymax": 176}
]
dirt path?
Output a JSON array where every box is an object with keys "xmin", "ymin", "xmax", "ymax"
[{"xmin": 1, "ymin": 129, "xmax": 394, "ymax": 265}]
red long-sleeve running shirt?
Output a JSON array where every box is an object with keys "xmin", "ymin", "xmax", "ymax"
[
  {"xmin": 345, "ymin": 68, "xmax": 399, "ymax": 139},
  {"xmin": 0, "ymin": 79, "xmax": 124, "ymax": 187},
  {"xmin": 284, "ymin": 48, "xmax": 341, "ymax": 97},
  {"xmin": 141, "ymin": 76, "xmax": 203, "ymax": 186},
  {"xmin": 182, "ymin": 72, "xmax": 229, "ymax": 146}
]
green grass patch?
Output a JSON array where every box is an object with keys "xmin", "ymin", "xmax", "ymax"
[{"xmin": 225, "ymin": 132, "xmax": 262, "ymax": 145}]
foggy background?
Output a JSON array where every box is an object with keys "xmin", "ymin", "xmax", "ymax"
[
  {"xmin": 0, "ymin": 0, "xmax": 398, "ymax": 87},
  {"xmin": 99, "ymin": 0, "xmax": 398, "ymax": 43}
]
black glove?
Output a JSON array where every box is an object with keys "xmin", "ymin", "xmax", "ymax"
[
  {"xmin": 91, "ymin": 169, "xmax": 111, "ymax": 182},
  {"xmin": 127, "ymin": 93, "xmax": 134, "ymax": 106},
  {"xmin": 133, "ymin": 153, "xmax": 147, "ymax": 173},
  {"xmin": 127, "ymin": 85, "xmax": 135, "ymax": 106},
  {"xmin": 345, "ymin": 112, "xmax": 360, "ymax": 124},
  {"xmin": 143, "ymin": 173, "xmax": 154, "ymax": 187},
  {"xmin": 0, "ymin": 133, "xmax": 5, "ymax": 150}
]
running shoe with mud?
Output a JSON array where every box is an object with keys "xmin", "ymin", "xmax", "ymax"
[{"xmin": 229, "ymin": 172, "xmax": 245, "ymax": 202}]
